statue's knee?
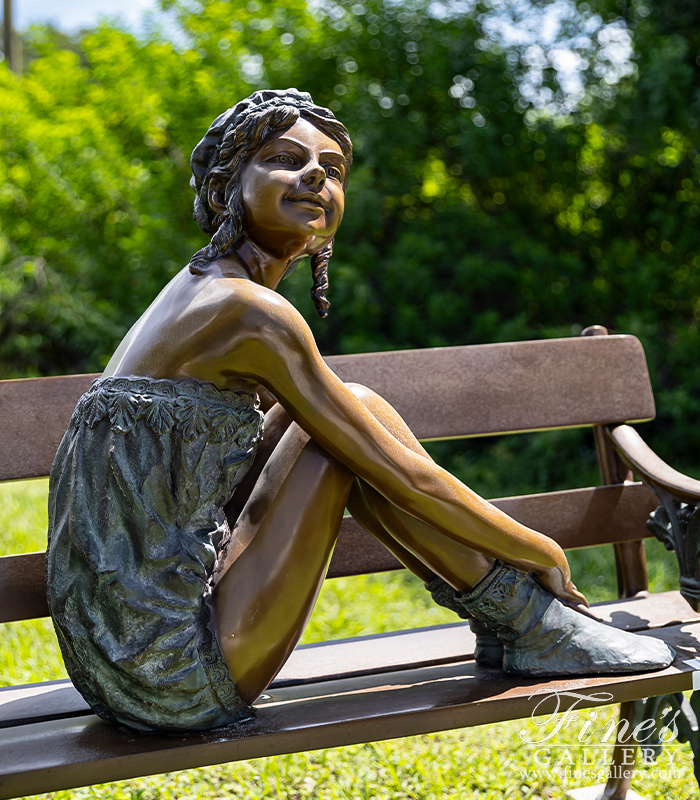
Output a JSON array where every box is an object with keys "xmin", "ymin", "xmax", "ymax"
[{"xmin": 345, "ymin": 382, "xmax": 379, "ymax": 406}]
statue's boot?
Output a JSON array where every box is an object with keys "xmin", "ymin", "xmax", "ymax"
[
  {"xmin": 427, "ymin": 563, "xmax": 675, "ymax": 676},
  {"xmin": 426, "ymin": 575, "xmax": 503, "ymax": 668}
]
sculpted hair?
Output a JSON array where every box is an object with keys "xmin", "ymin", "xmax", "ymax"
[{"xmin": 189, "ymin": 100, "xmax": 352, "ymax": 318}]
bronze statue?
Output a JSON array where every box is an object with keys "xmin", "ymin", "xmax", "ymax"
[{"xmin": 45, "ymin": 89, "xmax": 674, "ymax": 733}]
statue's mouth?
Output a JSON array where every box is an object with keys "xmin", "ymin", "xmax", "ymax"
[{"xmin": 287, "ymin": 192, "xmax": 330, "ymax": 211}]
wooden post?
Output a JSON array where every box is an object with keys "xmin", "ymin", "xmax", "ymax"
[
  {"xmin": 580, "ymin": 325, "xmax": 648, "ymax": 800},
  {"xmin": 582, "ymin": 325, "xmax": 648, "ymax": 598},
  {"xmin": 3, "ymin": 0, "xmax": 20, "ymax": 75}
]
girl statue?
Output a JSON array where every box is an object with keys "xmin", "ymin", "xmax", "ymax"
[{"xmin": 45, "ymin": 89, "xmax": 673, "ymax": 733}]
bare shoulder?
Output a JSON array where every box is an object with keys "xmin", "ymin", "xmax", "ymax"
[
  {"xmin": 214, "ymin": 278, "xmax": 315, "ymax": 344},
  {"xmin": 190, "ymin": 276, "xmax": 330, "ymax": 391},
  {"xmin": 159, "ymin": 271, "xmax": 309, "ymax": 340},
  {"xmin": 221, "ymin": 278, "xmax": 302, "ymax": 319},
  {"xmin": 106, "ymin": 270, "xmax": 315, "ymax": 381},
  {"xmin": 157, "ymin": 273, "xmax": 325, "ymax": 388}
]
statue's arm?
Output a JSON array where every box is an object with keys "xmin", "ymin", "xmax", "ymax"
[{"xmin": 206, "ymin": 282, "xmax": 583, "ymax": 603}]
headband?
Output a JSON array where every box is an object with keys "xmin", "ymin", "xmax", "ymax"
[{"xmin": 190, "ymin": 88, "xmax": 338, "ymax": 198}]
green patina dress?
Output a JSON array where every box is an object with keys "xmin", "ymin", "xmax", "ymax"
[{"xmin": 46, "ymin": 376, "xmax": 264, "ymax": 732}]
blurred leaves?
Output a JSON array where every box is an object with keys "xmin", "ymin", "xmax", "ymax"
[{"xmin": 0, "ymin": 0, "xmax": 699, "ymax": 471}]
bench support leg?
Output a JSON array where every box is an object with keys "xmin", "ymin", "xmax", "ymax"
[
  {"xmin": 572, "ymin": 692, "xmax": 700, "ymax": 799},
  {"xmin": 602, "ymin": 700, "xmax": 641, "ymax": 799},
  {"xmin": 649, "ymin": 692, "xmax": 700, "ymax": 789},
  {"xmin": 567, "ymin": 701, "xmax": 650, "ymax": 800}
]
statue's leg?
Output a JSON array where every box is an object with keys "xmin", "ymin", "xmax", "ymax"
[
  {"xmin": 212, "ymin": 421, "xmax": 354, "ymax": 705},
  {"xmin": 348, "ymin": 480, "xmax": 492, "ymax": 591},
  {"xmin": 341, "ymin": 383, "xmax": 494, "ymax": 592},
  {"xmin": 228, "ymin": 387, "xmax": 492, "ymax": 593},
  {"xmin": 214, "ymin": 383, "xmax": 673, "ymax": 694},
  {"xmin": 223, "ymin": 402, "xmax": 293, "ymax": 523},
  {"xmin": 338, "ymin": 385, "xmax": 674, "ymax": 676}
]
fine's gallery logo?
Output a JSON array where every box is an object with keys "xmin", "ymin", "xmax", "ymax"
[{"xmin": 514, "ymin": 691, "xmax": 682, "ymax": 785}]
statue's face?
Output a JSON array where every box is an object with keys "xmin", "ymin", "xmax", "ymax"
[{"xmin": 240, "ymin": 117, "xmax": 346, "ymax": 259}]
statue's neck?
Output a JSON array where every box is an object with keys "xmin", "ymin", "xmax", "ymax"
[{"xmin": 224, "ymin": 237, "xmax": 299, "ymax": 290}]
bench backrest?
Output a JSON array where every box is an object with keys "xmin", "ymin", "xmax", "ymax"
[
  {"xmin": 0, "ymin": 335, "xmax": 654, "ymax": 482},
  {"xmin": 0, "ymin": 334, "xmax": 658, "ymax": 624}
]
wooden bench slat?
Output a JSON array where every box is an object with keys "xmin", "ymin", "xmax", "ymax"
[
  {"xmin": 0, "ymin": 681, "xmax": 90, "ymax": 729},
  {"xmin": 0, "ymin": 482, "xmax": 659, "ymax": 623},
  {"xmin": 0, "ymin": 623, "xmax": 477, "ymax": 730},
  {"xmin": 490, "ymin": 481, "xmax": 659, "ymax": 551},
  {"xmin": 0, "ymin": 552, "xmax": 48, "ymax": 623},
  {"xmin": 327, "ymin": 482, "xmax": 659, "ymax": 578},
  {"xmin": 0, "ymin": 374, "xmax": 96, "ymax": 481},
  {"xmin": 1, "ymin": 619, "xmax": 696, "ymax": 800},
  {"xmin": 326, "ymin": 335, "xmax": 655, "ymax": 440},
  {"xmin": 0, "ymin": 336, "xmax": 654, "ymax": 482},
  {"xmin": 3, "ymin": 590, "xmax": 696, "ymax": 731}
]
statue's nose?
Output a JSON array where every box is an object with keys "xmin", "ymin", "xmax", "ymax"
[{"xmin": 302, "ymin": 163, "xmax": 326, "ymax": 189}]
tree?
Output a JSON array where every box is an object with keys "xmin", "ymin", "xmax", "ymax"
[{"xmin": 1, "ymin": 0, "xmax": 698, "ymax": 483}]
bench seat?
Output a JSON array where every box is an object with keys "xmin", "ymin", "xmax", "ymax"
[
  {"xmin": 2, "ymin": 590, "xmax": 699, "ymax": 798},
  {"xmin": 4, "ymin": 334, "xmax": 700, "ymax": 799}
]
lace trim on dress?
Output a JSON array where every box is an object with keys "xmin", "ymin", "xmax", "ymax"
[
  {"xmin": 75, "ymin": 376, "xmax": 262, "ymax": 445},
  {"xmin": 199, "ymin": 596, "xmax": 254, "ymax": 720}
]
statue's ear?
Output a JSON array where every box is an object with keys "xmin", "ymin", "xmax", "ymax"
[{"xmin": 207, "ymin": 178, "xmax": 228, "ymax": 217}]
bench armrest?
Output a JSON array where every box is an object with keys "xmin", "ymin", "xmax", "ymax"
[
  {"xmin": 609, "ymin": 423, "xmax": 700, "ymax": 611},
  {"xmin": 608, "ymin": 424, "xmax": 700, "ymax": 504}
]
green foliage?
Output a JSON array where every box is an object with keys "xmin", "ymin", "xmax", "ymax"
[
  {"xmin": 2, "ymin": 11, "xmax": 698, "ymax": 794},
  {"xmin": 1, "ymin": 0, "xmax": 700, "ymax": 466}
]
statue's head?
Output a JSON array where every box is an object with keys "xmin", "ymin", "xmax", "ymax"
[{"xmin": 189, "ymin": 89, "xmax": 353, "ymax": 317}]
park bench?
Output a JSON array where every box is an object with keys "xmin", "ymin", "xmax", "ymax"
[{"xmin": 2, "ymin": 325, "xmax": 700, "ymax": 800}]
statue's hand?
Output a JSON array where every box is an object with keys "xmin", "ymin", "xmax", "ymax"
[{"xmin": 534, "ymin": 565, "xmax": 589, "ymax": 607}]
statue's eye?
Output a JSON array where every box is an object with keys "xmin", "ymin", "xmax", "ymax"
[
  {"xmin": 271, "ymin": 153, "xmax": 296, "ymax": 165},
  {"xmin": 325, "ymin": 165, "xmax": 343, "ymax": 181}
]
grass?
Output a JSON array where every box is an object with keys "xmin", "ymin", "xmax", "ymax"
[{"xmin": 2, "ymin": 475, "xmax": 696, "ymax": 799}]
